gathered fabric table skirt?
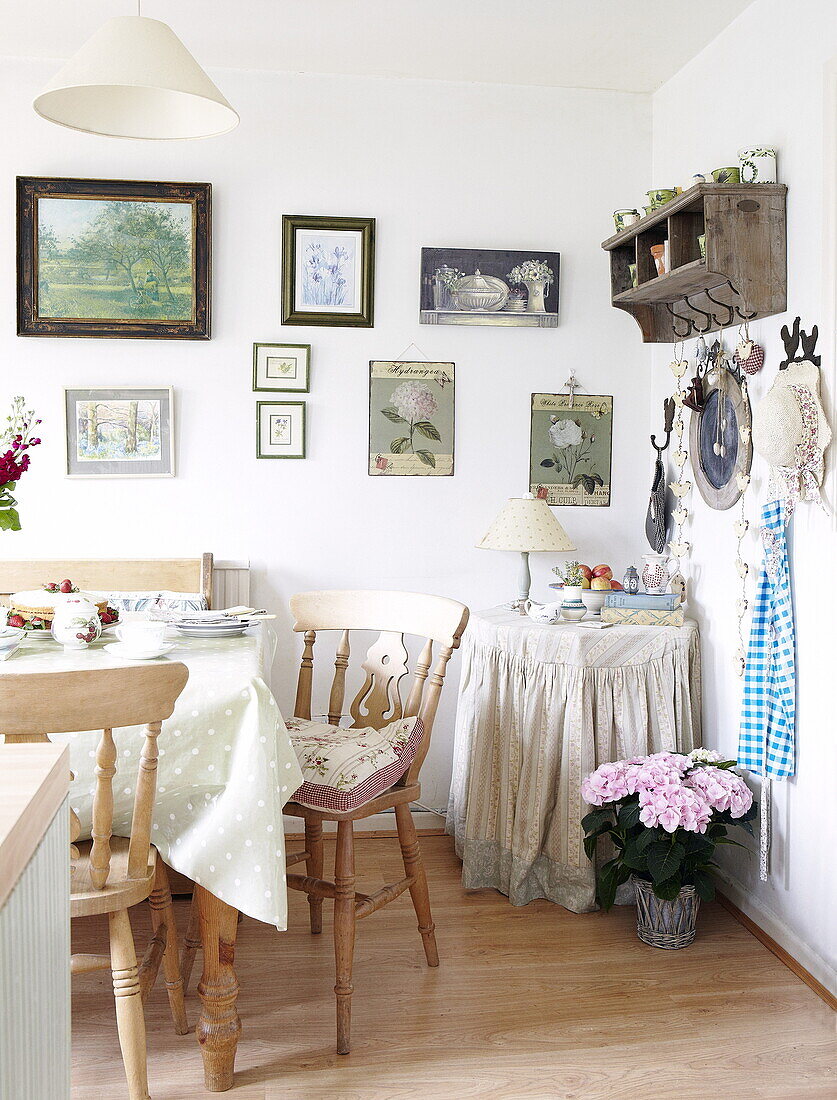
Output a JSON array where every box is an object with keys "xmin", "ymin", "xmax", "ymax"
[
  {"xmin": 0, "ymin": 624, "xmax": 304, "ymax": 929},
  {"xmin": 446, "ymin": 608, "xmax": 701, "ymax": 912}
]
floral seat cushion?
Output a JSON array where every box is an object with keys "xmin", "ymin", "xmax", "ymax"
[{"xmin": 286, "ymin": 714, "xmax": 424, "ymax": 813}]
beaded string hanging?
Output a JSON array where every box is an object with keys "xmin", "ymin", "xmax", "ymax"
[{"xmin": 668, "ymin": 339, "xmax": 692, "ymax": 569}]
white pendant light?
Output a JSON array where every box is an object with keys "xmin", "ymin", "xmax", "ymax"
[{"xmin": 33, "ymin": 12, "xmax": 239, "ymax": 140}]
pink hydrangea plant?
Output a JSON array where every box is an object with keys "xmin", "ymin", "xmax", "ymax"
[{"xmin": 581, "ymin": 749, "xmax": 756, "ymax": 909}]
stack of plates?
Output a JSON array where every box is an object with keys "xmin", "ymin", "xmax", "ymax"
[{"xmin": 174, "ymin": 616, "xmax": 252, "ymax": 640}]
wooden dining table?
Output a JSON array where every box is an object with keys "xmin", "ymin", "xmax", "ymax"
[{"xmin": 0, "ymin": 620, "xmax": 304, "ymax": 1092}]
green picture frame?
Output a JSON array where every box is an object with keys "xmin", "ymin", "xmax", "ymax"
[
  {"xmin": 252, "ymin": 342, "xmax": 310, "ymax": 392},
  {"xmin": 256, "ymin": 400, "xmax": 306, "ymax": 459},
  {"xmin": 282, "ymin": 215, "xmax": 375, "ymax": 327}
]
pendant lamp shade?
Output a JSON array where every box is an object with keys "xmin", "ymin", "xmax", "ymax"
[{"xmin": 33, "ymin": 17, "xmax": 239, "ymax": 140}]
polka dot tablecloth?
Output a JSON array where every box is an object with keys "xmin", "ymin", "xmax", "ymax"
[{"xmin": 0, "ymin": 626, "xmax": 304, "ymax": 929}]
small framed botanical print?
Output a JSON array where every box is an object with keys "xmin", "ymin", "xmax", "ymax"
[
  {"xmin": 368, "ymin": 361, "xmax": 454, "ymax": 476},
  {"xmin": 18, "ymin": 177, "xmax": 211, "ymax": 339},
  {"xmin": 257, "ymin": 401, "xmax": 306, "ymax": 459},
  {"xmin": 282, "ymin": 215, "xmax": 375, "ymax": 327},
  {"xmin": 64, "ymin": 387, "xmax": 175, "ymax": 478},
  {"xmin": 253, "ymin": 343, "xmax": 310, "ymax": 392}
]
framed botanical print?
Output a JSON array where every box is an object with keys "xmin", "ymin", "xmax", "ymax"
[
  {"xmin": 64, "ymin": 387, "xmax": 175, "ymax": 478},
  {"xmin": 282, "ymin": 215, "xmax": 375, "ymax": 327},
  {"xmin": 17, "ymin": 177, "xmax": 211, "ymax": 339},
  {"xmin": 368, "ymin": 361, "xmax": 454, "ymax": 476},
  {"xmin": 257, "ymin": 401, "xmax": 306, "ymax": 459},
  {"xmin": 253, "ymin": 343, "xmax": 310, "ymax": 392},
  {"xmin": 529, "ymin": 392, "xmax": 612, "ymax": 506}
]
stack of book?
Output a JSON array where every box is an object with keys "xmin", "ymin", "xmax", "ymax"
[{"xmin": 601, "ymin": 590, "xmax": 684, "ymax": 626}]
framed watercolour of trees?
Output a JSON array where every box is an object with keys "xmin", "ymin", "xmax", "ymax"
[{"xmin": 17, "ymin": 177, "xmax": 211, "ymax": 339}]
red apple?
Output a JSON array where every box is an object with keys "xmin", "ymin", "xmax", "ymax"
[
  {"xmin": 591, "ymin": 565, "xmax": 613, "ymax": 580},
  {"xmin": 577, "ymin": 564, "xmax": 593, "ymax": 581},
  {"xmin": 590, "ymin": 577, "xmax": 612, "ymax": 590},
  {"xmin": 610, "ymin": 580, "xmax": 624, "ymax": 591}
]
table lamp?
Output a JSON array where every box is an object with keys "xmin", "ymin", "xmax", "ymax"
[{"xmin": 477, "ymin": 493, "xmax": 576, "ymax": 611}]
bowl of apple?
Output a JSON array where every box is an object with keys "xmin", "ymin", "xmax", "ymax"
[{"xmin": 579, "ymin": 565, "xmax": 623, "ymax": 616}]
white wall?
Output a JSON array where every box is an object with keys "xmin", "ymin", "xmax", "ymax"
[
  {"xmin": 651, "ymin": 0, "xmax": 837, "ymax": 994},
  {"xmin": 0, "ymin": 57, "xmax": 651, "ymax": 809}
]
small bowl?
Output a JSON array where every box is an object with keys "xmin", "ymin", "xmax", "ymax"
[
  {"xmin": 647, "ymin": 188, "xmax": 676, "ymax": 206},
  {"xmin": 560, "ymin": 605, "xmax": 587, "ymax": 622},
  {"xmin": 581, "ymin": 590, "xmax": 607, "ymax": 616},
  {"xmin": 711, "ymin": 167, "xmax": 740, "ymax": 184}
]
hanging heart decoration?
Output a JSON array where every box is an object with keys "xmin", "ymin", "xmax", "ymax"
[
  {"xmin": 736, "ymin": 559, "xmax": 749, "ymax": 578},
  {"xmin": 736, "ymin": 472, "xmax": 751, "ymax": 492},
  {"xmin": 739, "ymin": 424, "xmax": 751, "ymax": 443},
  {"xmin": 673, "ymin": 507, "xmax": 689, "ymax": 526},
  {"xmin": 734, "ymin": 342, "xmax": 765, "ymax": 375},
  {"xmin": 736, "ymin": 598, "xmax": 748, "ymax": 618},
  {"xmin": 734, "ymin": 518, "xmax": 749, "ymax": 537}
]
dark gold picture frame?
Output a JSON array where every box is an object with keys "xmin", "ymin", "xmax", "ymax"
[
  {"xmin": 17, "ymin": 176, "xmax": 211, "ymax": 339},
  {"xmin": 282, "ymin": 214, "xmax": 375, "ymax": 327}
]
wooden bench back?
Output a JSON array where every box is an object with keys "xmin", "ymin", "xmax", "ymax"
[
  {"xmin": 0, "ymin": 664, "xmax": 188, "ymax": 889},
  {"xmin": 290, "ymin": 590, "xmax": 469, "ymax": 785},
  {"xmin": 0, "ymin": 555, "xmax": 213, "ymax": 608}
]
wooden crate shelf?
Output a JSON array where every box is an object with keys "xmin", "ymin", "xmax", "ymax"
[{"xmin": 602, "ymin": 183, "xmax": 787, "ymax": 343}]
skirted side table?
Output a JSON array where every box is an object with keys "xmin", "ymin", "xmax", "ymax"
[{"xmin": 446, "ymin": 607, "xmax": 701, "ymax": 912}]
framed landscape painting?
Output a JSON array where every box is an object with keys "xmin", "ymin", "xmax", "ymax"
[
  {"xmin": 17, "ymin": 177, "xmax": 211, "ymax": 339},
  {"xmin": 368, "ymin": 361, "xmax": 454, "ymax": 476},
  {"xmin": 64, "ymin": 388, "xmax": 175, "ymax": 478},
  {"xmin": 257, "ymin": 401, "xmax": 306, "ymax": 459},
  {"xmin": 252, "ymin": 342, "xmax": 310, "ymax": 392},
  {"xmin": 282, "ymin": 215, "xmax": 375, "ymax": 327},
  {"xmin": 529, "ymin": 392, "xmax": 612, "ymax": 506},
  {"xmin": 420, "ymin": 247, "xmax": 560, "ymax": 328}
]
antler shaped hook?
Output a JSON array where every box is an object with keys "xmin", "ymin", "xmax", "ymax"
[
  {"xmin": 650, "ymin": 397, "xmax": 676, "ymax": 455},
  {"xmin": 780, "ymin": 316, "xmax": 801, "ymax": 368}
]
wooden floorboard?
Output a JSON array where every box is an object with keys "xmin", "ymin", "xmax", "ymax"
[{"xmin": 70, "ymin": 835, "xmax": 837, "ymax": 1099}]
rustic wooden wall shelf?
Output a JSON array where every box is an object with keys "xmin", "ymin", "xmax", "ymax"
[{"xmin": 601, "ymin": 183, "xmax": 787, "ymax": 343}]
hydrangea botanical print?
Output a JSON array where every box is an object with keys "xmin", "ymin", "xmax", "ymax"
[
  {"xmin": 530, "ymin": 392, "xmax": 612, "ymax": 506},
  {"xmin": 369, "ymin": 362, "xmax": 454, "ymax": 476}
]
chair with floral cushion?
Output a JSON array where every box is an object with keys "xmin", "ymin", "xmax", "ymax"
[{"xmin": 283, "ymin": 588, "xmax": 469, "ymax": 1055}]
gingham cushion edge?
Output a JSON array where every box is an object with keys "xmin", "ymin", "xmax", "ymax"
[{"xmin": 290, "ymin": 716, "xmax": 425, "ymax": 812}]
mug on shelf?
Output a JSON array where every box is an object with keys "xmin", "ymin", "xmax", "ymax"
[
  {"xmin": 646, "ymin": 188, "xmax": 676, "ymax": 208},
  {"xmin": 613, "ymin": 208, "xmax": 640, "ymax": 232},
  {"xmin": 711, "ymin": 167, "xmax": 740, "ymax": 184},
  {"xmin": 738, "ymin": 146, "xmax": 777, "ymax": 184}
]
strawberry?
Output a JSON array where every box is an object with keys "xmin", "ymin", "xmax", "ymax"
[
  {"xmin": 60, "ymin": 579, "xmax": 74, "ymax": 594},
  {"xmin": 7, "ymin": 613, "xmax": 24, "ymax": 629}
]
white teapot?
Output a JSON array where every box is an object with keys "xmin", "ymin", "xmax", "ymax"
[
  {"xmin": 51, "ymin": 597, "xmax": 102, "ymax": 651},
  {"xmin": 523, "ymin": 599, "xmax": 563, "ymax": 625}
]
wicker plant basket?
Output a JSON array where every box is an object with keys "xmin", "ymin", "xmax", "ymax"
[{"xmin": 632, "ymin": 875, "xmax": 700, "ymax": 949}]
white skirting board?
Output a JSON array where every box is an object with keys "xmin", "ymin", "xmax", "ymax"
[
  {"xmin": 283, "ymin": 809, "xmax": 445, "ymax": 836},
  {"xmin": 717, "ymin": 870, "xmax": 837, "ymax": 998}
]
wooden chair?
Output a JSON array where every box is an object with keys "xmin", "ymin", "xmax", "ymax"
[
  {"xmin": 0, "ymin": 664, "xmax": 190, "ymax": 1100},
  {"xmin": 0, "ymin": 554, "xmax": 214, "ymax": 609},
  {"xmin": 283, "ymin": 589, "xmax": 469, "ymax": 1054}
]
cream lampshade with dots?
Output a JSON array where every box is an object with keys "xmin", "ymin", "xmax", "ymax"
[{"xmin": 477, "ymin": 493, "xmax": 576, "ymax": 610}]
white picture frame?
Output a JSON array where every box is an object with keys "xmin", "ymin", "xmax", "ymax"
[{"xmin": 64, "ymin": 387, "xmax": 175, "ymax": 478}]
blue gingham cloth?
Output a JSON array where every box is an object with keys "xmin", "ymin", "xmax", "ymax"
[{"xmin": 738, "ymin": 499, "xmax": 796, "ymax": 778}]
